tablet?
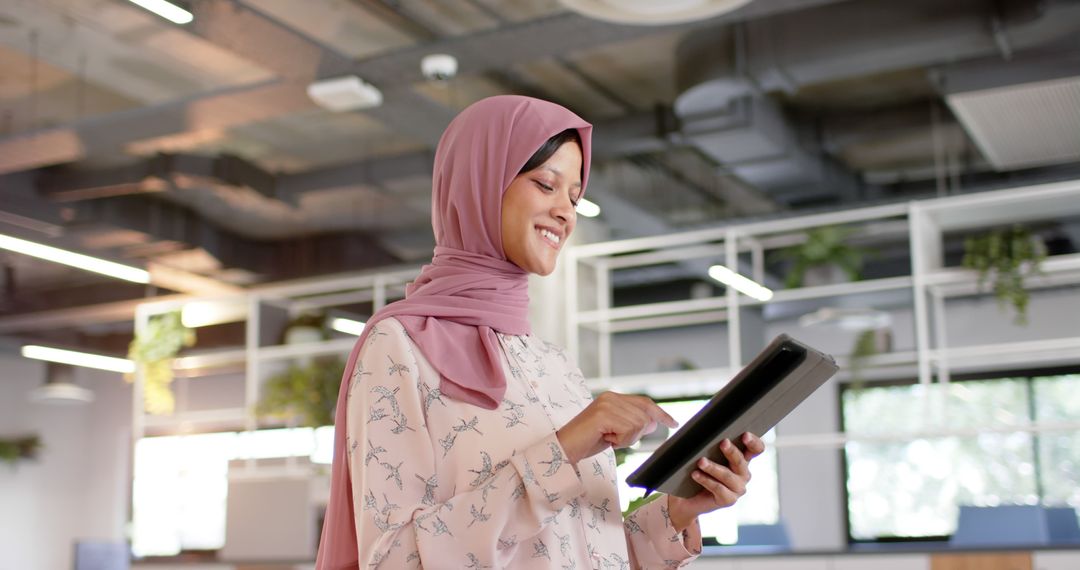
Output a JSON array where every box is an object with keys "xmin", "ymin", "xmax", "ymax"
[{"xmin": 626, "ymin": 334, "xmax": 838, "ymax": 498}]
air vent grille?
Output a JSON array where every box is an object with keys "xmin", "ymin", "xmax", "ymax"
[{"xmin": 947, "ymin": 76, "xmax": 1080, "ymax": 170}]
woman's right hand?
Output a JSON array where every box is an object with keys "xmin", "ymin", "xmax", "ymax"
[{"xmin": 556, "ymin": 392, "xmax": 678, "ymax": 464}]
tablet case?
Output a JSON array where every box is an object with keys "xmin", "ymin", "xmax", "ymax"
[{"xmin": 626, "ymin": 333, "xmax": 838, "ymax": 498}]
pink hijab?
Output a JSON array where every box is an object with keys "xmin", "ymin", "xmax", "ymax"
[{"xmin": 315, "ymin": 95, "xmax": 592, "ymax": 569}]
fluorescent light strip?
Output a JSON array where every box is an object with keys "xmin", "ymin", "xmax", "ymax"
[
  {"xmin": 181, "ymin": 300, "xmax": 247, "ymax": 328},
  {"xmin": 126, "ymin": 0, "xmax": 193, "ymax": 24},
  {"xmin": 0, "ymin": 233, "xmax": 150, "ymax": 284},
  {"xmin": 576, "ymin": 197, "xmax": 601, "ymax": 218},
  {"xmin": 22, "ymin": 345, "xmax": 135, "ymax": 374},
  {"xmin": 708, "ymin": 264, "xmax": 774, "ymax": 302},
  {"xmin": 330, "ymin": 318, "xmax": 366, "ymax": 336}
]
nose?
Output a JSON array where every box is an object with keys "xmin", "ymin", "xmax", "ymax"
[{"xmin": 552, "ymin": 192, "xmax": 576, "ymax": 223}]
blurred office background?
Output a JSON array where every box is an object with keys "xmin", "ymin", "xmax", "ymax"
[{"xmin": 1, "ymin": 0, "xmax": 1079, "ymax": 568}]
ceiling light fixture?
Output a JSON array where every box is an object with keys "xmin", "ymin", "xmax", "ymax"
[
  {"xmin": 559, "ymin": 0, "xmax": 754, "ymax": 25},
  {"xmin": 29, "ymin": 363, "xmax": 95, "ymax": 405},
  {"xmin": 707, "ymin": 264, "xmax": 773, "ymax": 301},
  {"xmin": 126, "ymin": 0, "xmax": 194, "ymax": 25},
  {"xmin": 180, "ymin": 299, "xmax": 247, "ymax": 328},
  {"xmin": 307, "ymin": 76, "xmax": 383, "ymax": 112},
  {"xmin": 0, "ymin": 233, "xmax": 150, "ymax": 284},
  {"xmin": 330, "ymin": 317, "xmax": 366, "ymax": 336},
  {"xmin": 576, "ymin": 197, "xmax": 601, "ymax": 218},
  {"xmin": 21, "ymin": 345, "xmax": 135, "ymax": 374}
]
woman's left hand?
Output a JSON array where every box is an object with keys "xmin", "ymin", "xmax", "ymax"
[{"xmin": 666, "ymin": 432, "xmax": 766, "ymax": 532}]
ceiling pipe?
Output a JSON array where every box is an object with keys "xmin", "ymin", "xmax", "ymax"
[{"xmin": 671, "ymin": 0, "xmax": 1080, "ymax": 203}]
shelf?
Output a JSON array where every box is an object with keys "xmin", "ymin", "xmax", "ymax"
[
  {"xmin": 920, "ymin": 179, "xmax": 1080, "ymax": 231},
  {"xmin": 576, "ymin": 276, "xmax": 915, "ymax": 326},
  {"xmin": 925, "ymin": 252, "xmax": 1080, "ymax": 296},
  {"xmin": 142, "ymin": 407, "xmax": 248, "ymax": 428},
  {"xmin": 174, "ymin": 347, "xmax": 248, "ymax": 370},
  {"xmin": 577, "ymin": 296, "xmax": 727, "ymax": 324},
  {"xmin": 254, "ymin": 337, "xmax": 360, "ymax": 362},
  {"xmin": 930, "ymin": 336, "xmax": 1080, "ymax": 368},
  {"xmin": 585, "ymin": 366, "xmax": 735, "ymax": 399},
  {"xmin": 748, "ymin": 276, "xmax": 914, "ymax": 306}
]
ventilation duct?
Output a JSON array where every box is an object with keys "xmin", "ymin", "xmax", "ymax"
[
  {"xmin": 559, "ymin": 0, "xmax": 754, "ymax": 25},
  {"xmin": 675, "ymin": 0, "xmax": 1080, "ymax": 110},
  {"xmin": 672, "ymin": 0, "xmax": 1080, "ymax": 201}
]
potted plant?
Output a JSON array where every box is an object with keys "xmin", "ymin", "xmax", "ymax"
[
  {"xmin": 777, "ymin": 225, "xmax": 867, "ymax": 289},
  {"xmin": 127, "ymin": 311, "xmax": 195, "ymax": 415},
  {"xmin": 256, "ymin": 356, "xmax": 345, "ymax": 428},
  {"xmin": 0, "ymin": 435, "xmax": 42, "ymax": 466},
  {"xmin": 961, "ymin": 225, "xmax": 1046, "ymax": 325}
]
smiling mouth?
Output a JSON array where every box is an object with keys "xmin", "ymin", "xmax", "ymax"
[{"xmin": 537, "ymin": 227, "xmax": 561, "ymax": 249}]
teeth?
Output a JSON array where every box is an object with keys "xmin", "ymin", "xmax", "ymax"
[{"xmin": 539, "ymin": 228, "xmax": 560, "ymax": 245}]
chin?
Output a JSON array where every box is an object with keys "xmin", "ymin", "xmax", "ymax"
[{"xmin": 526, "ymin": 256, "xmax": 557, "ymax": 276}]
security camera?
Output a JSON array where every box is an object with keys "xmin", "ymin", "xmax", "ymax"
[{"xmin": 421, "ymin": 54, "xmax": 459, "ymax": 81}]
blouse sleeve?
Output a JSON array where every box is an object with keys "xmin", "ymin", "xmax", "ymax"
[
  {"xmin": 345, "ymin": 320, "xmax": 586, "ymax": 568},
  {"xmin": 623, "ymin": 496, "xmax": 702, "ymax": 569}
]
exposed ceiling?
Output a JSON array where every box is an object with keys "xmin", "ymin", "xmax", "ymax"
[{"xmin": 2, "ymin": 0, "xmax": 1080, "ymax": 352}]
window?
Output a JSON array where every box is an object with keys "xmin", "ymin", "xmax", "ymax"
[
  {"xmin": 133, "ymin": 399, "xmax": 782, "ymax": 555},
  {"xmin": 614, "ymin": 398, "xmax": 780, "ymax": 544},
  {"xmin": 131, "ymin": 426, "xmax": 335, "ymax": 557},
  {"xmin": 842, "ymin": 372, "xmax": 1080, "ymax": 541}
]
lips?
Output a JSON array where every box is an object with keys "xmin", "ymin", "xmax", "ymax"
[{"xmin": 536, "ymin": 226, "xmax": 562, "ymax": 249}]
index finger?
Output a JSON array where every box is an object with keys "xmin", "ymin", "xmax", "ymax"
[{"xmin": 628, "ymin": 395, "xmax": 678, "ymax": 429}]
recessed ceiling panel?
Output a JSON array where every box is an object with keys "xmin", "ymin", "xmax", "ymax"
[{"xmin": 947, "ymin": 76, "xmax": 1080, "ymax": 170}]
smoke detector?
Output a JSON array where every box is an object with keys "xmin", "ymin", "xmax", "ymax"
[
  {"xmin": 306, "ymin": 76, "xmax": 383, "ymax": 112},
  {"xmin": 559, "ymin": 0, "xmax": 755, "ymax": 25},
  {"xmin": 421, "ymin": 54, "xmax": 458, "ymax": 81},
  {"xmin": 29, "ymin": 363, "xmax": 94, "ymax": 405}
]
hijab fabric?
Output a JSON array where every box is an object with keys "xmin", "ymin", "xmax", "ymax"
[{"xmin": 316, "ymin": 95, "xmax": 592, "ymax": 569}]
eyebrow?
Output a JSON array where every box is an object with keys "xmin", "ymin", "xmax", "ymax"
[{"xmin": 542, "ymin": 165, "xmax": 583, "ymax": 189}]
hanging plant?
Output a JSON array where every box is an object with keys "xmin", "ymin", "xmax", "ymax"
[
  {"xmin": 961, "ymin": 225, "xmax": 1046, "ymax": 325},
  {"xmin": 127, "ymin": 311, "xmax": 195, "ymax": 415},
  {"xmin": 0, "ymin": 435, "xmax": 42, "ymax": 466},
  {"xmin": 256, "ymin": 357, "xmax": 345, "ymax": 428},
  {"xmin": 848, "ymin": 329, "xmax": 881, "ymax": 391},
  {"xmin": 777, "ymin": 226, "xmax": 867, "ymax": 289}
]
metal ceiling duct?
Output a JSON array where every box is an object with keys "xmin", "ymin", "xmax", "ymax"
[
  {"xmin": 672, "ymin": 0, "xmax": 1080, "ymax": 200},
  {"xmin": 558, "ymin": 0, "xmax": 755, "ymax": 25}
]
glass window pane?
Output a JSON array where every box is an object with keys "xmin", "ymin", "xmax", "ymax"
[
  {"xmin": 843, "ymin": 380, "xmax": 1037, "ymax": 540},
  {"xmin": 614, "ymin": 398, "xmax": 779, "ymax": 544},
  {"xmin": 1034, "ymin": 374, "xmax": 1080, "ymax": 511},
  {"xmin": 132, "ymin": 426, "xmax": 328, "ymax": 556}
]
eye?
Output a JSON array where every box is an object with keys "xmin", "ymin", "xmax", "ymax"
[{"xmin": 535, "ymin": 180, "xmax": 554, "ymax": 193}]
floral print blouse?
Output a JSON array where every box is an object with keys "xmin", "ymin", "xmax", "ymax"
[{"xmin": 344, "ymin": 317, "xmax": 702, "ymax": 569}]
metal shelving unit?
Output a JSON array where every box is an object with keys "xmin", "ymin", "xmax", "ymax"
[
  {"xmin": 565, "ymin": 179, "xmax": 1080, "ymax": 447},
  {"xmin": 131, "ymin": 266, "xmax": 420, "ymax": 440}
]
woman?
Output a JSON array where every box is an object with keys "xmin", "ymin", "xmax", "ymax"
[{"xmin": 316, "ymin": 95, "xmax": 765, "ymax": 569}]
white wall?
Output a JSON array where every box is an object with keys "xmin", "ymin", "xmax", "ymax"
[{"xmin": 0, "ymin": 355, "xmax": 131, "ymax": 570}]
